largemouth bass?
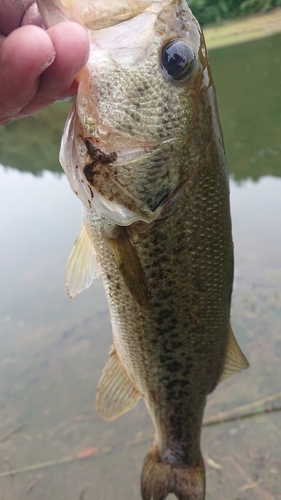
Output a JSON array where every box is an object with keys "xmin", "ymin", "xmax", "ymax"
[{"xmin": 38, "ymin": 1, "xmax": 249, "ymax": 498}]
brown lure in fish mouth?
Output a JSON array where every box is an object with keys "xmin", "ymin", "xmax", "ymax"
[{"xmin": 83, "ymin": 139, "xmax": 118, "ymax": 186}]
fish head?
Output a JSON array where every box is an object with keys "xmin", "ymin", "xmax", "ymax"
[{"xmin": 39, "ymin": 0, "xmax": 212, "ymax": 225}]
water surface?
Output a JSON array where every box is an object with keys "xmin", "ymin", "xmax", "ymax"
[{"xmin": 0, "ymin": 34, "xmax": 280, "ymax": 500}]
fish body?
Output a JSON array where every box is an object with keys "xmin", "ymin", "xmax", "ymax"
[{"xmin": 38, "ymin": 1, "xmax": 249, "ymax": 499}]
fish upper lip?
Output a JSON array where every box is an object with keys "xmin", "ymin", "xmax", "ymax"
[{"xmin": 80, "ymin": 0, "xmax": 175, "ymax": 31}]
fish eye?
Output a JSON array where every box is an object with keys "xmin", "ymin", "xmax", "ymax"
[{"xmin": 161, "ymin": 39, "xmax": 196, "ymax": 81}]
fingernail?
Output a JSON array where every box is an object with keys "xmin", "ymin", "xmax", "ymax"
[{"xmin": 38, "ymin": 50, "xmax": 56, "ymax": 74}]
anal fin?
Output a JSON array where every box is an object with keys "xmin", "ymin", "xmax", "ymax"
[
  {"xmin": 219, "ymin": 324, "xmax": 249, "ymax": 383},
  {"xmin": 96, "ymin": 346, "xmax": 142, "ymax": 421}
]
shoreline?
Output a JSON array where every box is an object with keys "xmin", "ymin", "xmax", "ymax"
[{"xmin": 203, "ymin": 7, "xmax": 281, "ymax": 49}]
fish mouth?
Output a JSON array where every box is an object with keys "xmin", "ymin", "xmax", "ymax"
[
  {"xmin": 37, "ymin": 0, "xmax": 178, "ymax": 30},
  {"xmin": 82, "ymin": 1, "xmax": 160, "ymax": 30}
]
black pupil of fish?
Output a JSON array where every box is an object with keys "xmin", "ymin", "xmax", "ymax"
[{"xmin": 162, "ymin": 40, "xmax": 196, "ymax": 80}]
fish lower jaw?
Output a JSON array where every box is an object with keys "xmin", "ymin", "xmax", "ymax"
[{"xmin": 80, "ymin": 174, "xmax": 186, "ymax": 227}]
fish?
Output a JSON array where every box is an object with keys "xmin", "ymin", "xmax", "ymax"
[{"xmin": 37, "ymin": 1, "xmax": 249, "ymax": 499}]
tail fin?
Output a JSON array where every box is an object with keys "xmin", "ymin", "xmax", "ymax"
[{"xmin": 141, "ymin": 443, "xmax": 205, "ymax": 500}]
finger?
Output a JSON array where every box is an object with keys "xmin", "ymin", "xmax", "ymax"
[
  {"xmin": 18, "ymin": 22, "xmax": 89, "ymax": 117},
  {"xmin": 0, "ymin": 0, "xmax": 35, "ymax": 35},
  {"xmin": 0, "ymin": 25, "xmax": 55, "ymax": 124},
  {"xmin": 21, "ymin": 3, "xmax": 44, "ymax": 28}
]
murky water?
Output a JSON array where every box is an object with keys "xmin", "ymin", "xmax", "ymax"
[{"xmin": 0, "ymin": 34, "xmax": 280, "ymax": 500}]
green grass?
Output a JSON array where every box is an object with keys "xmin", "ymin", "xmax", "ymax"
[{"xmin": 189, "ymin": 0, "xmax": 281, "ymax": 25}]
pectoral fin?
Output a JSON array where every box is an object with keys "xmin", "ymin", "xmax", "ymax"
[
  {"xmin": 219, "ymin": 325, "xmax": 249, "ymax": 382},
  {"xmin": 102, "ymin": 226, "xmax": 150, "ymax": 309},
  {"xmin": 96, "ymin": 347, "xmax": 142, "ymax": 421},
  {"xmin": 66, "ymin": 224, "xmax": 100, "ymax": 299}
]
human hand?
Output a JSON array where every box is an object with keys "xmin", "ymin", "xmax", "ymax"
[{"xmin": 0, "ymin": 0, "xmax": 89, "ymax": 124}]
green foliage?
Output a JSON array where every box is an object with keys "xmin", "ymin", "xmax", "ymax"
[
  {"xmin": 0, "ymin": 101, "xmax": 71, "ymax": 174},
  {"xmin": 210, "ymin": 34, "xmax": 281, "ymax": 181},
  {"xmin": 188, "ymin": 0, "xmax": 280, "ymax": 25}
]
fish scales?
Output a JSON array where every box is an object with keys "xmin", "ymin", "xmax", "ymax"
[
  {"xmin": 37, "ymin": 0, "xmax": 249, "ymax": 498},
  {"xmin": 83, "ymin": 133, "xmax": 232, "ymax": 444}
]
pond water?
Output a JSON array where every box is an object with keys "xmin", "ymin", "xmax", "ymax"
[{"xmin": 0, "ymin": 33, "xmax": 281, "ymax": 500}]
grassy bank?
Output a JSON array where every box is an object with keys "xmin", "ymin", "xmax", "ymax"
[
  {"xmin": 203, "ymin": 7, "xmax": 281, "ymax": 49},
  {"xmin": 189, "ymin": 0, "xmax": 281, "ymax": 26}
]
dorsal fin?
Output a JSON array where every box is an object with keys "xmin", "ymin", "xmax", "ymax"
[
  {"xmin": 66, "ymin": 224, "xmax": 100, "ymax": 299},
  {"xmin": 219, "ymin": 325, "xmax": 249, "ymax": 383},
  {"xmin": 96, "ymin": 346, "xmax": 142, "ymax": 421}
]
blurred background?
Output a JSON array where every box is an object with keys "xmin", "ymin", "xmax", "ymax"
[{"xmin": 0, "ymin": 12, "xmax": 281, "ymax": 500}]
